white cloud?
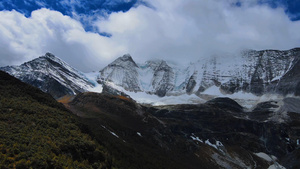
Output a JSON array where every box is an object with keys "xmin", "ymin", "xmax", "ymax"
[
  {"xmin": 0, "ymin": 8, "xmax": 126, "ymax": 71},
  {"xmin": 96, "ymin": 0, "xmax": 300, "ymax": 64},
  {"xmin": 0, "ymin": 0, "xmax": 300, "ymax": 72}
]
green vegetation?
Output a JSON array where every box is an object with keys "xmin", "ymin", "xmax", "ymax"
[{"xmin": 0, "ymin": 71, "xmax": 113, "ymax": 169}]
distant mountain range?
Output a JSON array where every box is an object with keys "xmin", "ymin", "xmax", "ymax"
[{"xmin": 2, "ymin": 48, "xmax": 300, "ymax": 101}]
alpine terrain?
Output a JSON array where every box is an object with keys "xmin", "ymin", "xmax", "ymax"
[{"xmin": 1, "ymin": 48, "xmax": 300, "ymax": 168}]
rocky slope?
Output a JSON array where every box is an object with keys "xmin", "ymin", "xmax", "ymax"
[
  {"xmin": 66, "ymin": 92, "xmax": 300, "ymax": 169},
  {"xmin": 0, "ymin": 53, "xmax": 94, "ymax": 98},
  {"xmin": 98, "ymin": 48, "xmax": 300, "ymax": 97}
]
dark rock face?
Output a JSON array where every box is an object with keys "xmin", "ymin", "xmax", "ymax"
[
  {"xmin": 273, "ymin": 50, "xmax": 300, "ymax": 96},
  {"xmin": 66, "ymin": 93, "xmax": 300, "ymax": 169},
  {"xmin": 148, "ymin": 100, "xmax": 300, "ymax": 168},
  {"xmin": 250, "ymin": 63, "xmax": 265, "ymax": 95},
  {"xmin": 0, "ymin": 53, "xmax": 94, "ymax": 98},
  {"xmin": 152, "ymin": 61, "xmax": 175, "ymax": 97},
  {"xmin": 186, "ymin": 74, "xmax": 197, "ymax": 94},
  {"xmin": 205, "ymin": 97, "xmax": 244, "ymax": 112},
  {"xmin": 220, "ymin": 78, "xmax": 243, "ymax": 94}
]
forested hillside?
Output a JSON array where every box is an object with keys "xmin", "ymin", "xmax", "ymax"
[{"xmin": 0, "ymin": 71, "xmax": 113, "ymax": 169}]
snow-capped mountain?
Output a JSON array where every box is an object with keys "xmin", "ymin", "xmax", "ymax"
[
  {"xmin": 98, "ymin": 54, "xmax": 141, "ymax": 92},
  {"xmin": 185, "ymin": 48, "xmax": 300, "ymax": 96},
  {"xmin": 0, "ymin": 53, "xmax": 94, "ymax": 98},
  {"xmin": 98, "ymin": 48, "xmax": 300, "ymax": 97},
  {"xmin": 2, "ymin": 48, "xmax": 300, "ymax": 101}
]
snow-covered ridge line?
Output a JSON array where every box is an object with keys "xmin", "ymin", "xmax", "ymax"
[
  {"xmin": 2, "ymin": 48, "xmax": 300, "ymax": 106},
  {"xmin": 97, "ymin": 48, "xmax": 300, "ymax": 99},
  {"xmin": 0, "ymin": 53, "xmax": 94, "ymax": 98}
]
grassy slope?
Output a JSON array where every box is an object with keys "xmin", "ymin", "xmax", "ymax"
[{"xmin": 0, "ymin": 71, "xmax": 114, "ymax": 169}]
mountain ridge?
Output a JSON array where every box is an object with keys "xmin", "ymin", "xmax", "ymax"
[
  {"xmin": 0, "ymin": 52, "xmax": 94, "ymax": 98},
  {"xmin": 98, "ymin": 47, "xmax": 300, "ymax": 98},
  {"xmin": 1, "ymin": 48, "xmax": 300, "ymax": 103}
]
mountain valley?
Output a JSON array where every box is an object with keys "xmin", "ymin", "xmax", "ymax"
[{"xmin": 1, "ymin": 48, "xmax": 300, "ymax": 168}]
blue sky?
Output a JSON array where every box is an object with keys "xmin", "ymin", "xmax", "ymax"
[
  {"xmin": 0, "ymin": 0, "xmax": 300, "ymax": 71},
  {"xmin": 1, "ymin": 0, "xmax": 299, "ymax": 31},
  {"xmin": 0, "ymin": 0, "xmax": 150, "ymax": 33}
]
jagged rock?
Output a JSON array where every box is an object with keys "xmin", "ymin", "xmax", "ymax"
[
  {"xmin": 151, "ymin": 61, "xmax": 175, "ymax": 97},
  {"xmin": 186, "ymin": 74, "xmax": 197, "ymax": 94}
]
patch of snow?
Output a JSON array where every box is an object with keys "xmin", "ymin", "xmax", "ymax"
[
  {"xmin": 201, "ymin": 85, "xmax": 223, "ymax": 96},
  {"xmin": 205, "ymin": 139, "xmax": 224, "ymax": 152},
  {"xmin": 109, "ymin": 131, "xmax": 119, "ymax": 138},
  {"xmin": 268, "ymin": 164, "xmax": 286, "ymax": 169},
  {"xmin": 101, "ymin": 125, "xmax": 119, "ymax": 138},
  {"xmin": 105, "ymin": 81, "xmax": 125, "ymax": 91},
  {"xmin": 205, "ymin": 139, "xmax": 218, "ymax": 149},
  {"xmin": 131, "ymin": 92, "xmax": 205, "ymax": 106},
  {"xmin": 216, "ymin": 141, "xmax": 223, "ymax": 147},
  {"xmin": 254, "ymin": 152, "xmax": 274, "ymax": 162},
  {"xmin": 190, "ymin": 135, "xmax": 203, "ymax": 143},
  {"xmin": 271, "ymin": 75, "xmax": 281, "ymax": 81},
  {"xmin": 87, "ymin": 84, "xmax": 103, "ymax": 93},
  {"xmin": 84, "ymin": 71, "xmax": 99, "ymax": 86}
]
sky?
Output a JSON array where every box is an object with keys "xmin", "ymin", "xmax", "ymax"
[{"xmin": 0, "ymin": 0, "xmax": 300, "ymax": 72}]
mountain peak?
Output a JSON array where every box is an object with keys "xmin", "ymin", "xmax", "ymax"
[
  {"xmin": 45, "ymin": 52, "xmax": 56, "ymax": 58},
  {"xmin": 42, "ymin": 52, "xmax": 66, "ymax": 66},
  {"xmin": 0, "ymin": 53, "xmax": 94, "ymax": 98},
  {"xmin": 98, "ymin": 54, "xmax": 141, "ymax": 92},
  {"xmin": 118, "ymin": 54, "xmax": 136, "ymax": 64},
  {"xmin": 121, "ymin": 53, "xmax": 132, "ymax": 59},
  {"xmin": 109, "ymin": 54, "xmax": 138, "ymax": 68}
]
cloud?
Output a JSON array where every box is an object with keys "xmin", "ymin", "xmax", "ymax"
[
  {"xmin": 0, "ymin": 0, "xmax": 300, "ymax": 72},
  {"xmin": 96, "ymin": 0, "xmax": 300, "ymax": 64},
  {"xmin": 0, "ymin": 8, "xmax": 126, "ymax": 72}
]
